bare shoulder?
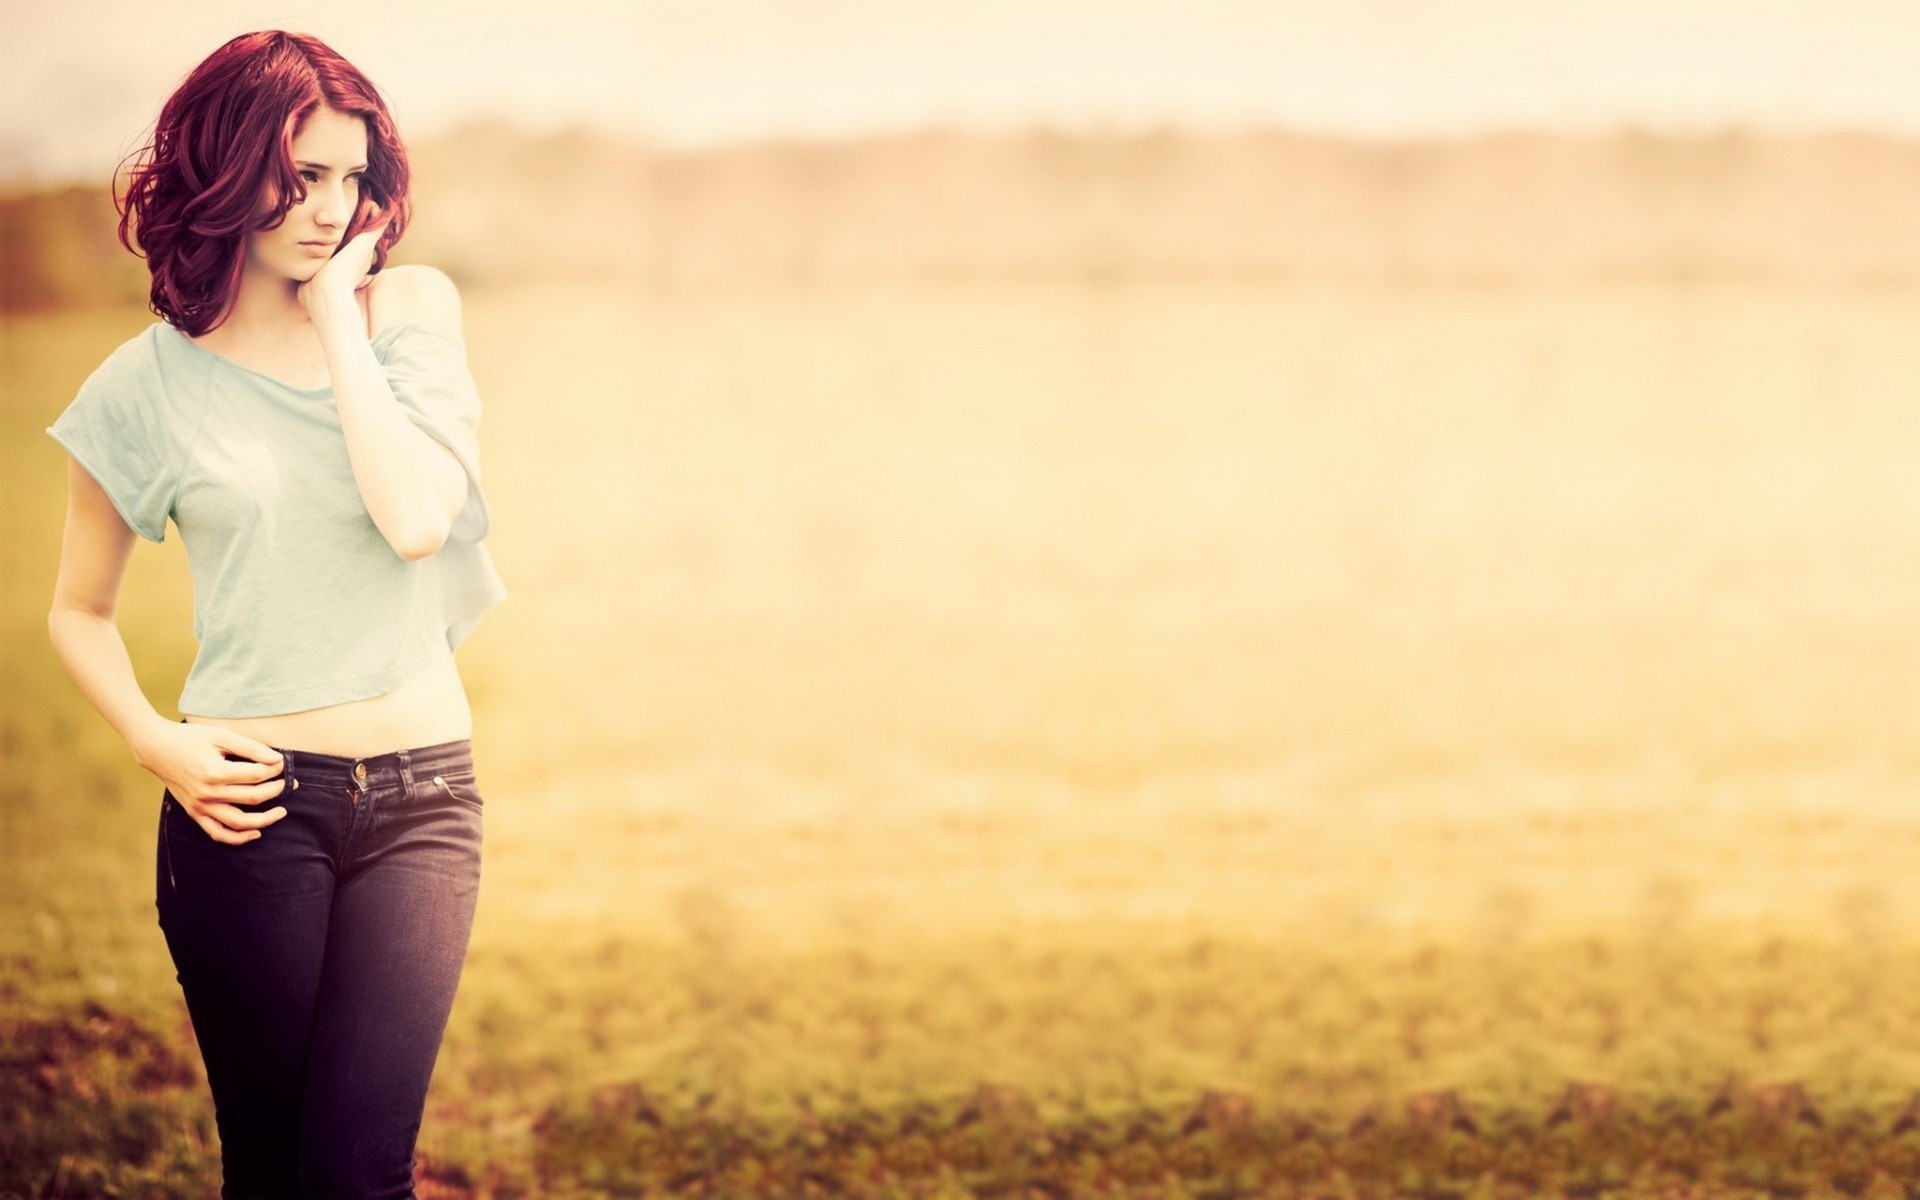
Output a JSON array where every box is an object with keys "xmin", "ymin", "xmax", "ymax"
[{"xmin": 368, "ymin": 264, "xmax": 465, "ymax": 342}]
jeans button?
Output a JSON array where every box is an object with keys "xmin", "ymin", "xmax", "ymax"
[{"xmin": 353, "ymin": 763, "xmax": 367, "ymax": 783}]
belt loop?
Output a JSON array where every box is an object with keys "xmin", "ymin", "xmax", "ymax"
[
  {"xmin": 282, "ymin": 748, "xmax": 296, "ymax": 782},
  {"xmin": 397, "ymin": 747, "xmax": 416, "ymax": 796}
]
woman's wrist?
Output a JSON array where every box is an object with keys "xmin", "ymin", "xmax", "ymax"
[
  {"xmin": 306, "ymin": 290, "xmax": 364, "ymax": 342},
  {"xmin": 127, "ymin": 713, "xmax": 181, "ymax": 771}
]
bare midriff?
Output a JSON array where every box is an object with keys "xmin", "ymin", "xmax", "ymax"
[{"xmin": 181, "ymin": 637, "xmax": 473, "ymax": 758}]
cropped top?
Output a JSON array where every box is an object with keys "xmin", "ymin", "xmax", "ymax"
[{"xmin": 45, "ymin": 319, "xmax": 509, "ymax": 718}]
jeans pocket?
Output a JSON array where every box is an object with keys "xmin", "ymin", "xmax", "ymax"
[
  {"xmin": 427, "ymin": 767, "xmax": 484, "ymax": 811},
  {"xmin": 159, "ymin": 792, "xmax": 177, "ymax": 893}
]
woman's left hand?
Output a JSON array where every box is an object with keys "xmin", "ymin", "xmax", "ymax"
[{"xmin": 296, "ymin": 221, "xmax": 388, "ymax": 315}]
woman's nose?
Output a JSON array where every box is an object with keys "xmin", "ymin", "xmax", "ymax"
[{"xmin": 313, "ymin": 184, "xmax": 350, "ymax": 225}]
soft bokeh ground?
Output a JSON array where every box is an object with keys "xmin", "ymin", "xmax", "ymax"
[{"xmin": 7, "ymin": 277, "xmax": 1920, "ymax": 1194}]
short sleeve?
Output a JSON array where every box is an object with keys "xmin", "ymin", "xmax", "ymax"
[
  {"xmin": 45, "ymin": 340, "xmax": 184, "ymax": 543},
  {"xmin": 380, "ymin": 323, "xmax": 492, "ymax": 543}
]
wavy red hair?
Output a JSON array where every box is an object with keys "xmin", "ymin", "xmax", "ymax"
[{"xmin": 115, "ymin": 31, "xmax": 412, "ymax": 335}]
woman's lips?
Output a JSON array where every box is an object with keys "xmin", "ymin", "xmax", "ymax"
[{"xmin": 301, "ymin": 242, "xmax": 334, "ymax": 256}]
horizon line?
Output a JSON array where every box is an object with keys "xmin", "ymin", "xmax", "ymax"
[{"xmin": 7, "ymin": 111, "xmax": 1920, "ymax": 191}]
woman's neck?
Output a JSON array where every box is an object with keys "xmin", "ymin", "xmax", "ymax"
[{"xmin": 201, "ymin": 274, "xmax": 314, "ymax": 345}]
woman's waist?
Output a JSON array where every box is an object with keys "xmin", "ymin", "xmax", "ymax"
[{"xmin": 182, "ymin": 642, "xmax": 471, "ymax": 758}]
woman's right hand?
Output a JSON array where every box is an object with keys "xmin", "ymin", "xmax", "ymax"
[{"xmin": 134, "ymin": 720, "xmax": 289, "ymax": 844}]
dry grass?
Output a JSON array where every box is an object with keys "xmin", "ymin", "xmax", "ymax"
[{"xmin": 6, "ymin": 278, "xmax": 1920, "ymax": 1194}]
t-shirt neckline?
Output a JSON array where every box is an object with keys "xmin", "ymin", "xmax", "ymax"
[{"xmin": 163, "ymin": 322, "xmax": 408, "ymax": 396}]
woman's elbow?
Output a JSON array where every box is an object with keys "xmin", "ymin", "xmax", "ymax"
[
  {"xmin": 387, "ymin": 466, "xmax": 464, "ymax": 560},
  {"xmin": 392, "ymin": 522, "xmax": 450, "ymax": 563}
]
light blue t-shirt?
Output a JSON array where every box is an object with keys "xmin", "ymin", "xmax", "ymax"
[{"xmin": 46, "ymin": 319, "xmax": 508, "ymax": 717}]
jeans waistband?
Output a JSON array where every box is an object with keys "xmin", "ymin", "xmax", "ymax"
[
  {"xmin": 174, "ymin": 720, "xmax": 474, "ymax": 793},
  {"xmin": 276, "ymin": 739, "xmax": 474, "ymax": 792}
]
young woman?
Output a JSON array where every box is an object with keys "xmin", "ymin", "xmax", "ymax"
[{"xmin": 44, "ymin": 30, "xmax": 507, "ymax": 1199}]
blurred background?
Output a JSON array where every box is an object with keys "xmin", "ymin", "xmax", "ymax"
[{"xmin": 8, "ymin": 2, "xmax": 1920, "ymax": 1195}]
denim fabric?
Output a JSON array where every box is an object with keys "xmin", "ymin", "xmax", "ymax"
[{"xmin": 154, "ymin": 735, "xmax": 484, "ymax": 1198}]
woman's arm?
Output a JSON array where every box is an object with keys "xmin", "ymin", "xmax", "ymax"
[
  {"xmin": 47, "ymin": 458, "xmax": 185, "ymax": 757},
  {"xmin": 309, "ymin": 261, "xmax": 468, "ymax": 562},
  {"xmin": 48, "ymin": 459, "xmax": 290, "ymax": 842}
]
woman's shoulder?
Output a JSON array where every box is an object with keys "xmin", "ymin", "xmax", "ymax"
[
  {"xmin": 369, "ymin": 264, "xmax": 465, "ymax": 342},
  {"xmin": 50, "ymin": 322, "xmax": 199, "ymax": 474},
  {"xmin": 100, "ymin": 319, "xmax": 169, "ymax": 361},
  {"xmin": 76, "ymin": 322, "xmax": 175, "ymax": 398}
]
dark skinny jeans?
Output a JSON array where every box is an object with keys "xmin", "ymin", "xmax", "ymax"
[{"xmin": 155, "ymin": 734, "xmax": 484, "ymax": 1198}]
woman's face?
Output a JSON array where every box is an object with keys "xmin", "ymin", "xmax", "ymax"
[{"xmin": 248, "ymin": 106, "xmax": 371, "ymax": 285}]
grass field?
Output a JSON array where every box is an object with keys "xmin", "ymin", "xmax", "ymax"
[{"xmin": 7, "ymin": 280, "xmax": 1920, "ymax": 1197}]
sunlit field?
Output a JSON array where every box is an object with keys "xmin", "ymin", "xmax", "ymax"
[{"xmin": 8, "ymin": 279, "xmax": 1920, "ymax": 1197}]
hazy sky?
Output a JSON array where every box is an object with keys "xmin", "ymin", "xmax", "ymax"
[{"xmin": 5, "ymin": 0, "xmax": 1920, "ymax": 185}]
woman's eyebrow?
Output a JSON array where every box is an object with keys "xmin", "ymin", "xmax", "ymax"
[{"xmin": 296, "ymin": 159, "xmax": 368, "ymax": 170}]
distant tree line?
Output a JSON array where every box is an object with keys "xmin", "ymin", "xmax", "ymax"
[{"xmin": 6, "ymin": 122, "xmax": 1920, "ymax": 311}]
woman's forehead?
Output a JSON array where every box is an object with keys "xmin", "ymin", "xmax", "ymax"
[{"xmin": 292, "ymin": 108, "xmax": 368, "ymax": 160}]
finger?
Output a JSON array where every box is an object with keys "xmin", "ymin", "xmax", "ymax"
[
  {"xmin": 193, "ymin": 810, "xmax": 261, "ymax": 844},
  {"xmin": 202, "ymin": 772, "xmax": 287, "ymax": 800},
  {"xmin": 201, "ymin": 801, "xmax": 288, "ymax": 831},
  {"xmin": 211, "ymin": 729, "xmax": 284, "ymax": 769},
  {"xmin": 208, "ymin": 775, "xmax": 289, "ymax": 801},
  {"xmin": 216, "ymin": 759, "xmax": 288, "ymax": 787}
]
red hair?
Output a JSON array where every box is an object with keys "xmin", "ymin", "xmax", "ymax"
[{"xmin": 115, "ymin": 31, "xmax": 412, "ymax": 335}]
